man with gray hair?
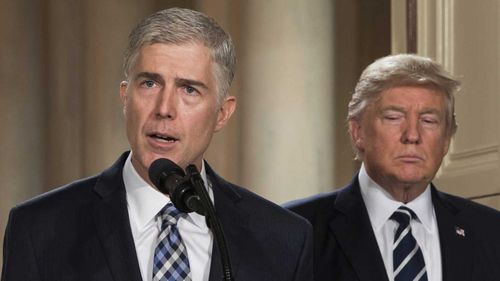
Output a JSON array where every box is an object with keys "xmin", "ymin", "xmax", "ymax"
[
  {"xmin": 2, "ymin": 8, "xmax": 312, "ymax": 281},
  {"xmin": 288, "ymin": 54, "xmax": 500, "ymax": 281}
]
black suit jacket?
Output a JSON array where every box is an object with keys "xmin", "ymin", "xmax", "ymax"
[
  {"xmin": 2, "ymin": 152, "xmax": 313, "ymax": 281},
  {"xmin": 287, "ymin": 176, "xmax": 500, "ymax": 281}
]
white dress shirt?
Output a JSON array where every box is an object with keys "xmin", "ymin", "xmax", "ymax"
[
  {"xmin": 358, "ymin": 164, "xmax": 442, "ymax": 281},
  {"xmin": 123, "ymin": 152, "xmax": 214, "ymax": 281}
]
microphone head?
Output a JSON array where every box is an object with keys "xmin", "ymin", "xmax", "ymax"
[
  {"xmin": 148, "ymin": 158, "xmax": 200, "ymax": 214},
  {"xmin": 148, "ymin": 158, "xmax": 185, "ymax": 195}
]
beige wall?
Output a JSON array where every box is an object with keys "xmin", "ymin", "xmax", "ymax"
[
  {"xmin": 393, "ymin": 0, "xmax": 500, "ymax": 209},
  {"xmin": 391, "ymin": 0, "xmax": 500, "ymax": 209},
  {"xmin": 434, "ymin": 0, "xmax": 500, "ymax": 209}
]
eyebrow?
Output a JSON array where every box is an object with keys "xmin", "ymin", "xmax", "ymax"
[
  {"xmin": 419, "ymin": 108, "xmax": 442, "ymax": 115},
  {"xmin": 380, "ymin": 105, "xmax": 405, "ymax": 113},
  {"xmin": 175, "ymin": 77, "xmax": 209, "ymax": 90},
  {"xmin": 381, "ymin": 105, "xmax": 442, "ymax": 115},
  {"xmin": 132, "ymin": 72, "xmax": 209, "ymax": 90},
  {"xmin": 134, "ymin": 72, "xmax": 164, "ymax": 84}
]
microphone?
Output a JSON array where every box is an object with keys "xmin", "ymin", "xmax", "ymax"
[
  {"xmin": 149, "ymin": 158, "xmax": 234, "ymax": 281},
  {"xmin": 148, "ymin": 158, "xmax": 204, "ymax": 215}
]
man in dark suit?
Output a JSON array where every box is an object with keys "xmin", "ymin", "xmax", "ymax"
[
  {"xmin": 288, "ymin": 54, "xmax": 500, "ymax": 281},
  {"xmin": 2, "ymin": 8, "xmax": 312, "ymax": 281}
]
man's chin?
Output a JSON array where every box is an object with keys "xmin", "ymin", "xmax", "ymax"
[{"xmin": 393, "ymin": 174, "xmax": 429, "ymax": 189}]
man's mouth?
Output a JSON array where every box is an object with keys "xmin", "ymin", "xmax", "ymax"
[
  {"xmin": 148, "ymin": 133, "xmax": 178, "ymax": 143},
  {"xmin": 397, "ymin": 154, "xmax": 424, "ymax": 162}
]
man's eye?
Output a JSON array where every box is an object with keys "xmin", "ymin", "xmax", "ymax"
[
  {"xmin": 420, "ymin": 113, "xmax": 440, "ymax": 124},
  {"xmin": 422, "ymin": 118, "xmax": 438, "ymax": 124},
  {"xmin": 384, "ymin": 115, "xmax": 401, "ymax": 120},
  {"xmin": 141, "ymin": 80, "xmax": 156, "ymax": 88},
  {"xmin": 183, "ymin": 85, "xmax": 198, "ymax": 95}
]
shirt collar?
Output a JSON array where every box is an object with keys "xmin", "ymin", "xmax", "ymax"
[
  {"xmin": 358, "ymin": 163, "xmax": 435, "ymax": 232},
  {"xmin": 123, "ymin": 152, "xmax": 213, "ymax": 231}
]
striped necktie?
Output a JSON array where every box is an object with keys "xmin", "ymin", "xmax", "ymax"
[
  {"xmin": 390, "ymin": 206, "xmax": 428, "ymax": 281},
  {"xmin": 153, "ymin": 203, "xmax": 192, "ymax": 281}
]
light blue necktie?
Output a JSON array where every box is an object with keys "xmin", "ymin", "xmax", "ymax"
[{"xmin": 153, "ymin": 203, "xmax": 192, "ymax": 281}]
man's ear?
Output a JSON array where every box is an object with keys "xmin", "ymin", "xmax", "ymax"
[
  {"xmin": 119, "ymin": 81, "xmax": 128, "ymax": 114},
  {"xmin": 215, "ymin": 96, "xmax": 237, "ymax": 132},
  {"xmin": 348, "ymin": 119, "xmax": 364, "ymax": 150},
  {"xmin": 443, "ymin": 135, "xmax": 452, "ymax": 156}
]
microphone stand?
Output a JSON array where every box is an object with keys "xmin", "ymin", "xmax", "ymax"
[{"xmin": 186, "ymin": 165, "xmax": 234, "ymax": 281}]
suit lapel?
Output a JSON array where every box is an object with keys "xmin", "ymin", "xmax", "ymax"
[
  {"xmin": 329, "ymin": 178, "xmax": 389, "ymax": 281},
  {"xmin": 92, "ymin": 152, "xmax": 142, "ymax": 281},
  {"xmin": 432, "ymin": 187, "xmax": 473, "ymax": 281},
  {"xmin": 206, "ymin": 163, "xmax": 248, "ymax": 281}
]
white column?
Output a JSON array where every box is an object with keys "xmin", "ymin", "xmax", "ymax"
[
  {"xmin": 0, "ymin": 0, "xmax": 45, "ymax": 265},
  {"xmin": 198, "ymin": 0, "xmax": 244, "ymax": 184},
  {"xmin": 82, "ymin": 0, "xmax": 153, "ymax": 175},
  {"xmin": 44, "ymin": 0, "xmax": 85, "ymax": 188},
  {"xmin": 238, "ymin": 0, "xmax": 335, "ymax": 203}
]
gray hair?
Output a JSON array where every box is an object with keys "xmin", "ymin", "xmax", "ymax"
[
  {"xmin": 123, "ymin": 8, "xmax": 236, "ymax": 104},
  {"xmin": 348, "ymin": 54, "xmax": 460, "ymax": 137}
]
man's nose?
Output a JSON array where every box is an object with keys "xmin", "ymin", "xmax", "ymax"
[
  {"xmin": 401, "ymin": 119, "xmax": 421, "ymax": 144},
  {"xmin": 155, "ymin": 87, "xmax": 177, "ymax": 119}
]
